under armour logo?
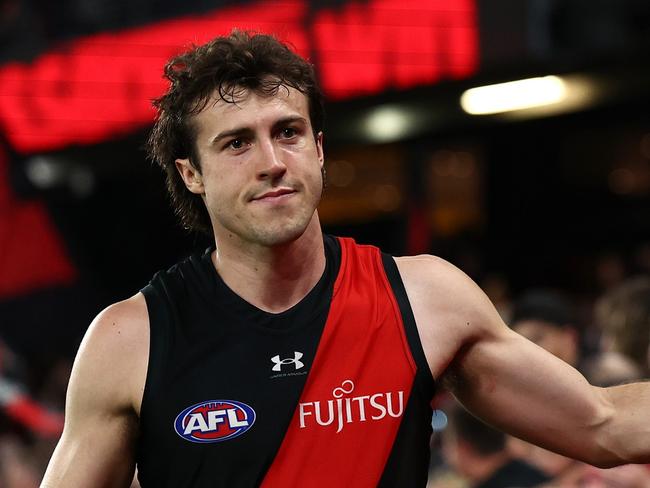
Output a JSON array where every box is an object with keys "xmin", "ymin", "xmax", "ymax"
[{"xmin": 271, "ymin": 352, "xmax": 304, "ymax": 372}]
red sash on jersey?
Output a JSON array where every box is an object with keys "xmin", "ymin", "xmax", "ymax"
[{"xmin": 262, "ymin": 238, "xmax": 417, "ymax": 487}]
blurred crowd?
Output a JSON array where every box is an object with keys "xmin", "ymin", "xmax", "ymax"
[
  {"xmin": 428, "ymin": 269, "xmax": 650, "ymax": 488},
  {"xmin": 0, "ymin": 247, "xmax": 649, "ymax": 487}
]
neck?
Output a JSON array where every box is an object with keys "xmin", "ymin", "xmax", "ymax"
[{"xmin": 211, "ymin": 216, "xmax": 326, "ymax": 313}]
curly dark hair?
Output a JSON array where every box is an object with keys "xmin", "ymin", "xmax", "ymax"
[{"xmin": 146, "ymin": 30, "xmax": 324, "ymax": 234}]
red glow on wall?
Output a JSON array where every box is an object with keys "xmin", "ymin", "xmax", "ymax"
[
  {"xmin": 0, "ymin": 0, "xmax": 477, "ymax": 154},
  {"xmin": 315, "ymin": 0, "xmax": 478, "ymax": 99},
  {"xmin": 0, "ymin": 1, "xmax": 307, "ymax": 154},
  {"xmin": 0, "ymin": 148, "xmax": 77, "ymax": 298}
]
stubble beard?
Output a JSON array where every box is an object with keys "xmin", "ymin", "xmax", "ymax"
[
  {"xmin": 213, "ymin": 188, "xmax": 321, "ymax": 249},
  {"xmin": 247, "ymin": 207, "xmax": 316, "ymax": 247},
  {"xmin": 210, "ymin": 165, "xmax": 325, "ymax": 248}
]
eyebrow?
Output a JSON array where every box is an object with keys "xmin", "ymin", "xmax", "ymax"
[
  {"xmin": 210, "ymin": 115, "xmax": 307, "ymax": 146},
  {"xmin": 211, "ymin": 127, "xmax": 254, "ymax": 147}
]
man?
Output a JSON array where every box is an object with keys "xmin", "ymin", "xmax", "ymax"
[
  {"xmin": 440, "ymin": 405, "xmax": 549, "ymax": 488},
  {"xmin": 510, "ymin": 290, "xmax": 580, "ymax": 368},
  {"xmin": 507, "ymin": 290, "xmax": 650, "ymax": 487},
  {"xmin": 506, "ymin": 290, "xmax": 589, "ymax": 482},
  {"xmin": 595, "ymin": 276, "xmax": 650, "ymax": 376},
  {"xmin": 42, "ymin": 31, "xmax": 650, "ymax": 487}
]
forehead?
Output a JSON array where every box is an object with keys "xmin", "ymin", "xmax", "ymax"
[{"xmin": 193, "ymin": 85, "xmax": 311, "ymax": 137}]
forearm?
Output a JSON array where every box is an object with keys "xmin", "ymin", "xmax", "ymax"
[{"xmin": 596, "ymin": 381, "xmax": 650, "ymax": 466}]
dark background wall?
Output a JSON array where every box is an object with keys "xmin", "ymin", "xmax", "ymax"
[{"xmin": 0, "ymin": 0, "xmax": 649, "ymax": 365}]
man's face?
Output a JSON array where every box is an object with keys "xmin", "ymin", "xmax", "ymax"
[
  {"xmin": 512, "ymin": 319, "xmax": 578, "ymax": 366},
  {"xmin": 177, "ymin": 86, "xmax": 324, "ymax": 247}
]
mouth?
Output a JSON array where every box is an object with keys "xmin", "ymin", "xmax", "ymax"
[{"xmin": 251, "ymin": 188, "xmax": 297, "ymax": 203}]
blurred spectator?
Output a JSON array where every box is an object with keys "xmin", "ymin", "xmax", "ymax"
[
  {"xmin": 551, "ymin": 463, "xmax": 650, "ymax": 488},
  {"xmin": 0, "ymin": 435, "xmax": 40, "ymax": 488},
  {"xmin": 582, "ymin": 350, "xmax": 644, "ymax": 387},
  {"xmin": 507, "ymin": 287, "xmax": 650, "ymax": 487},
  {"xmin": 595, "ymin": 252, "xmax": 628, "ymax": 292},
  {"xmin": 544, "ymin": 347, "xmax": 650, "ymax": 488},
  {"xmin": 0, "ymin": 337, "xmax": 64, "ymax": 487},
  {"xmin": 595, "ymin": 275, "xmax": 650, "ymax": 375},
  {"xmin": 506, "ymin": 290, "xmax": 582, "ymax": 480},
  {"xmin": 540, "ymin": 461, "xmax": 650, "ymax": 488},
  {"xmin": 634, "ymin": 243, "xmax": 650, "ymax": 275},
  {"xmin": 440, "ymin": 405, "xmax": 549, "ymax": 488},
  {"xmin": 510, "ymin": 289, "xmax": 581, "ymax": 368},
  {"xmin": 481, "ymin": 273, "xmax": 512, "ymax": 322}
]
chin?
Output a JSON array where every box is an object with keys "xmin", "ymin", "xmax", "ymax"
[
  {"xmin": 229, "ymin": 209, "xmax": 310, "ymax": 247},
  {"xmin": 252, "ymin": 221, "xmax": 309, "ymax": 247},
  {"xmin": 216, "ymin": 200, "xmax": 319, "ymax": 247}
]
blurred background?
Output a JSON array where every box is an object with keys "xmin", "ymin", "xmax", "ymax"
[{"xmin": 0, "ymin": 0, "xmax": 649, "ymax": 486}]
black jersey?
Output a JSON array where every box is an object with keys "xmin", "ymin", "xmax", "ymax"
[{"xmin": 136, "ymin": 235, "xmax": 436, "ymax": 487}]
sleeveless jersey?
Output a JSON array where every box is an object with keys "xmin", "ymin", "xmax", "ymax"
[{"xmin": 136, "ymin": 235, "xmax": 436, "ymax": 487}]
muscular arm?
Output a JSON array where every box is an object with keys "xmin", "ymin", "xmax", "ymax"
[
  {"xmin": 598, "ymin": 382, "xmax": 650, "ymax": 465},
  {"xmin": 397, "ymin": 255, "xmax": 650, "ymax": 468},
  {"xmin": 42, "ymin": 294, "xmax": 149, "ymax": 487}
]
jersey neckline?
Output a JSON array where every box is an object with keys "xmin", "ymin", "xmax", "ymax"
[{"xmin": 199, "ymin": 234, "xmax": 341, "ymax": 333}]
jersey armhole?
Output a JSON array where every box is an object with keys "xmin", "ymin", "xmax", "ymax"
[
  {"xmin": 137, "ymin": 284, "xmax": 168, "ymax": 434},
  {"xmin": 380, "ymin": 253, "xmax": 437, "ymax": 398}
]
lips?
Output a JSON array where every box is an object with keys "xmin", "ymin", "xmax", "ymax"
[{"xmin": 251, "ymin": 188, "xmax": 296, "ymax": 201}]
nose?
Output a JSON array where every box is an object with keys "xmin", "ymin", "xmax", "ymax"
[{"xmin": 256, "ymin": 138, "xmax": 287, "ymax": 181}]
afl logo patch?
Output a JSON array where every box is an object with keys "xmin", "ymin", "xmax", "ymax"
[{"xmin": 174, "ymin": 400, "xmax": 256, "ymax": 443}]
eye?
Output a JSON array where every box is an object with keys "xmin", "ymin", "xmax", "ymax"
[
  {"xmin": 280, "ymin": 127, "xmax": 297, "ymax": 139},
  {"xmin": 223, "ymin": 137, "xmax": 249, "ymax": 152},
  {"xmin": 225, "ymin": 138, "xmax": 246, "ymax": 151}
]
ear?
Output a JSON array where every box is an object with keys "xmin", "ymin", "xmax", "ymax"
[
  {"xmin": 175, "ymin": 158, "xmax": 204, "ymax": 194},
  {"xmin": 315, "ymin": 131, "xmax": 324, "ymax": 168}
]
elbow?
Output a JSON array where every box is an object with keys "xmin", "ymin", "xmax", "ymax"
[
  {"xmin": 587, "ymin": 452, "xmax": 627, "ymax": 470},
  {"xmin": 587, "ymin": 451, "xmax": 626, "ymax": 470},
  {"xmin": 588, "ymin": 436, "xmax": 634, "ymax": 469},
  {"xmin": 585, "ymin": 388, "xmax": 628, "ymax": 468}
]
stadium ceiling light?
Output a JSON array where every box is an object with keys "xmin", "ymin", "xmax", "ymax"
[
  {"xmin": 460, "ymin": 76, "xmax": 568, "ymax": 115},
  {"xmin": 26, "ymin": 156, "xmax": 64, "ymax": 189},
  {"xmin": 364, "ymin": 105, "xmax": 415, "ymax": 142}
]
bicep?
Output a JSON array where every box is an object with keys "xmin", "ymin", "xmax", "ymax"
[
  {"xmin": 400, "ymin": 255, "xmax": 611, "ymax": 463},
  {"xmin": 447, "ymin": 325, "xmax": 609, "ymax": 463},
  {"xmin": 42, "ymin": 298, "xmax": 147, "ymax": 487}
]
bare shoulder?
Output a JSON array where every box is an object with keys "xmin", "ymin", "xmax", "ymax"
[
  {"xmin": 393, "ymin": 254, "xmax": 498, "ymax": 331},
  {"xmin": 69, "ymin": 292, "xmax": 150, "ymax": 416},
  {"xmin": 84, "ymin": 292, "xmax": 149, "ymax": 352},
  {"xmin": 394, "ymin": 254, "xmax": 471, "ymax": 297},
  {"xmin": 41, "ymin": 294, "xmax": 150, "ymax": 487},
  {"xmin": 393, "ymin": 254, "xmax": 508, "ymax": 379}
]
